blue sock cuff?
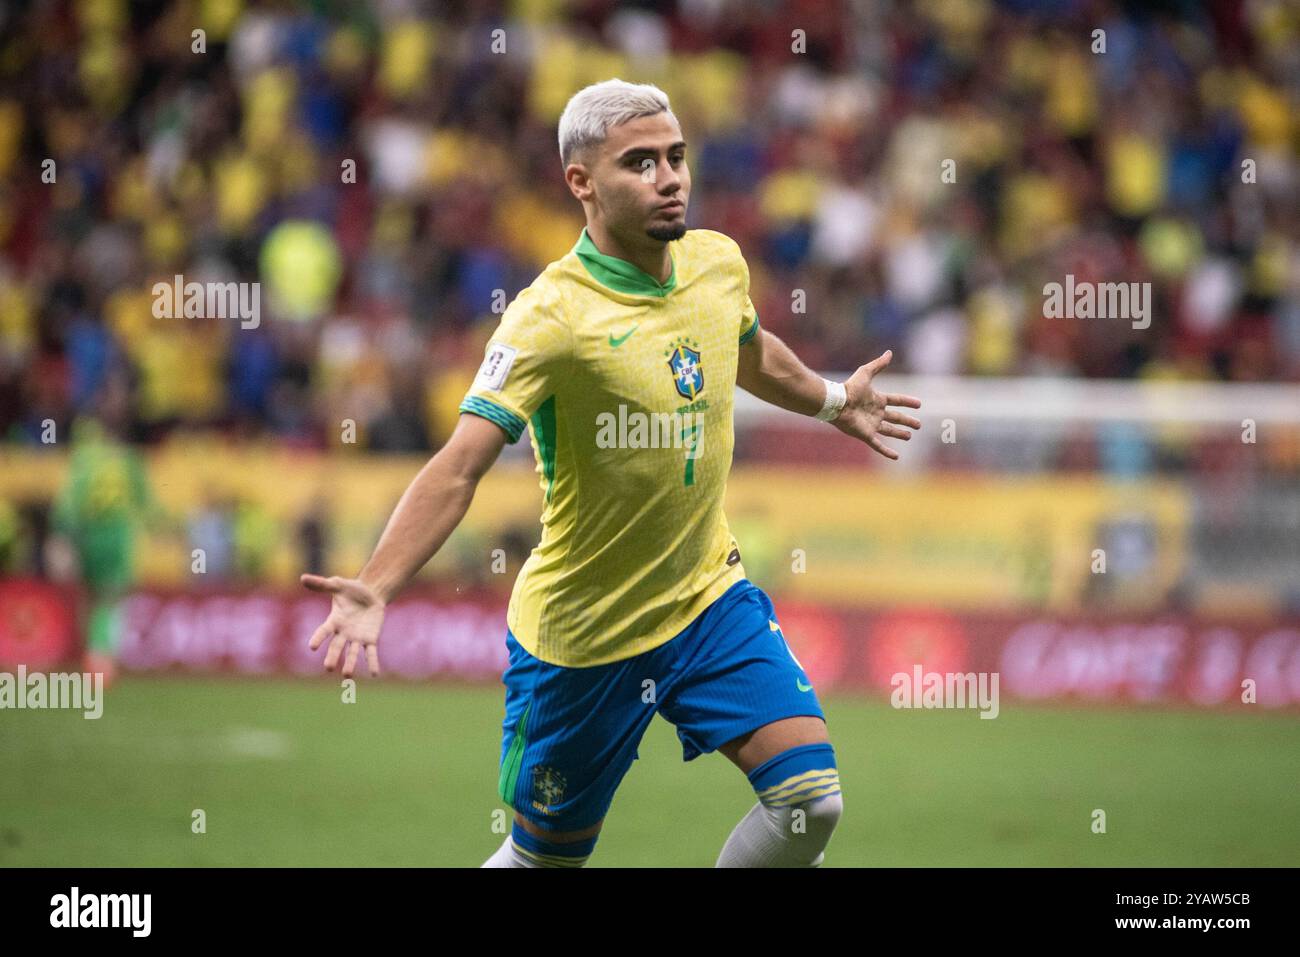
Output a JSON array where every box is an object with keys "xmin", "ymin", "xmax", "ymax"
[
  {"xmin": 511, "ymin": 821, "xmax": 597, "ymax": 864},
  {"xmin": 746, "ymin": 743, "xmax": 839, "ymax": 806}
]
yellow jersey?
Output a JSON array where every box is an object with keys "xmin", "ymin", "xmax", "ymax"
[{"xmin": 460, "ymin": 226, "xmax": 760, "ymax": 666}]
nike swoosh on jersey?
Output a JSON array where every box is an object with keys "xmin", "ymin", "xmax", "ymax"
[{"xmin": 608, "ymin": 324, "xmax": 639, "ymax": 347}]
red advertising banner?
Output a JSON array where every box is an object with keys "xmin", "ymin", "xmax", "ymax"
[
  {"xmin": 98, "ymin": 588, "xmax": 1300, "ymax": 711},
  {"xmin": 118, "ymin": 588, "xmax": 510, "ymax": 678},
  {"xmin": 0, "ymin": 579, "xmax": 79, "ymax": 669}
]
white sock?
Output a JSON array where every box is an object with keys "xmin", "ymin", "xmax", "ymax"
[
  {"xmin": 480, "ymin": 835, "xmax": 538, "ymax": 868},
  {"xmin": 715, "ymin": 792, "xmax": 842, "ymax": 867}
]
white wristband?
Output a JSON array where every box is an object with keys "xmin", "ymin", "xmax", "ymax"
[{"xmin": 815, "ymin": 378, "xmax": 847, "ymax": 421}]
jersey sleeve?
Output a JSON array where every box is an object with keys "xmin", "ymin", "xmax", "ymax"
[
  {"xmin": 739, "ymin": 293, "xmax": 760, "ymax": 345},
  {"xmin": 459, "ymin": 283, "xmax": 571, "ymax": 443},
  {"xmin": 736, "ymin": 246, "xmax": 760, "ymax": 345}
]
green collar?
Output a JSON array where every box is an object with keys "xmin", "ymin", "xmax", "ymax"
[{"xmin": 573, "ymin": 227, "xmax": 677, "ymax": 297}]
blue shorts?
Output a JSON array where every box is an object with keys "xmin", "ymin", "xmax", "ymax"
[{"xmin": 496, "ymin": 578, "xmax": 826, "ymax": 833}]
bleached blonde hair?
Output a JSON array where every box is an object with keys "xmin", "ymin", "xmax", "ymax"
[{"xmin": 557, "ymin": 78, "xmax": 675, "ymax": 167}]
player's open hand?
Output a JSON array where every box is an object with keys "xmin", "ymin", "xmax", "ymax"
[
  {"xmin": 834, "ymin": 350, "xmax": 922, "ymax": 460},
  {"xmin": 300, "ymin": 574, "xmax": 385, "ymax": 678}
]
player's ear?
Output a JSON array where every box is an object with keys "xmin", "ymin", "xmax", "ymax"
[{"xmin": 564, "ymin": 162, "xmax": 593, "ymax": 202}]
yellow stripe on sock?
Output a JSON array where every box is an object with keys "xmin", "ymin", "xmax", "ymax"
[
  {"xmin": 766, "ymin": 782, "xmax": 843, "ymax": 808},
  {"xmin": 756, "ymin": 768, "xmax": 840, "ymax": 802}
]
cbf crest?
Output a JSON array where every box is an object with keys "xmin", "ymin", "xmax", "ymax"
[
  {"xmin": 665, "ymin": 336, "xmax": 703, "ymax": 400},
  {"xmin": 532, "ymin": 766, "xmax": 567, "ymax": 813}
]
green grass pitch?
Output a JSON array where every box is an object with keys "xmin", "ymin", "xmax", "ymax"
[{"xmin": 2, "ymin": 677, "xmax": 1297, "ymax": 867}]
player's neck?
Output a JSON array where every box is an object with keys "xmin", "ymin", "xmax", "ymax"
[{"xmin": 583, "ymin": 222, "xmax": 672, "ymax": 284}]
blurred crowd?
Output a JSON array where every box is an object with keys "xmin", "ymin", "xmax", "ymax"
[{"xmin": 0, "ymin": 0, "xmax": 1297, "ymax": 454}]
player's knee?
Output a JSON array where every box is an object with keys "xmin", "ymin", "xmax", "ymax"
[
  {"xmin": 747, "ymin": 742, "xmax": 841, "ymax": 861},
  {"xmin": 762, "ymin": 791, "xmax": 839, "ymax": 868},
  {"xmin": 797, "ymin": 790, "xmax": 842, "ymax": 844}
]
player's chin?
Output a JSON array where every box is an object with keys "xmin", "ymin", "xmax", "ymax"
[{"xmin": 645, "ymin": 218, "xmax": 687, "ymax": 243}]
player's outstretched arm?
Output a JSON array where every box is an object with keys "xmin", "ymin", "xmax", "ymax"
[
  {"xmin": 299, "ymin": 413, "xmax": 508, "ymax": 677},
  {"xmin": 736, "ymin": 329, "xmax": 921, "ymax": 460}
]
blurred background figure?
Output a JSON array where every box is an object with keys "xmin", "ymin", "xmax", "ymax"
[{"xmin": 49, "ymin": 374, "xmax": 157, "ymax": 685}]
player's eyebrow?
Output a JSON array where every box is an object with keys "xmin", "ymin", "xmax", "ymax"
[{"xmin": 617, "ymin": 141, "xmax": 687, "ymax": 162}]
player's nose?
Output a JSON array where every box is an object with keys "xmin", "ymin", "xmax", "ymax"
[{"xmin": 656, "ymin": 159, "xmax": 682, "ymax": 193}]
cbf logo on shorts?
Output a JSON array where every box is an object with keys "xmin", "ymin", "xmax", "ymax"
[
  {"xmin": 532, "ymin": 766, "xmax": 567, "ymax": 815},
  {"xmin": 665, "ymin": 337, "xmax": 703, "ymax": 400}
]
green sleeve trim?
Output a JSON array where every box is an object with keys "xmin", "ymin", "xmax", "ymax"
[
  {"xmin": 531, "ymin": 396, "xmax": 558, "ymax": 503},
  {"xmin": 459, "ymin": 395, "xmax": 528, "ymax": 444},
  {"xmin": 738, "ymin": 312, "xmax": 760, "ymax": 345}
]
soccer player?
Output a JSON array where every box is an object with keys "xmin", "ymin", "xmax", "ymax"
[{"xmin": 300, "ymin": 79, "xmax": 922, "ymax": 867}]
